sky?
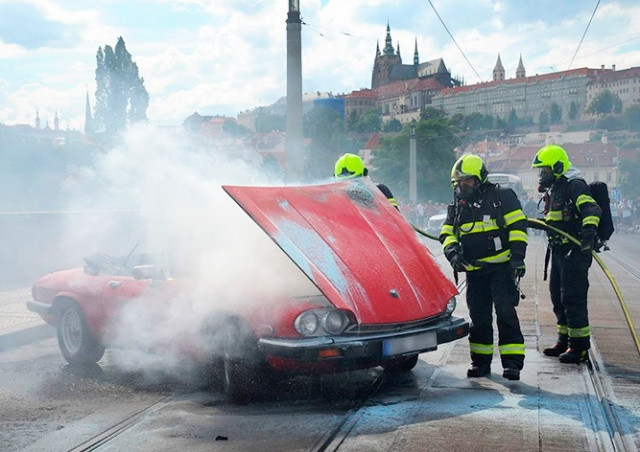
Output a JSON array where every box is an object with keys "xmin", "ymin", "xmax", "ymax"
[{"xmin": 0, "ymin": 0, "xmax": 639, "ymax": 131}]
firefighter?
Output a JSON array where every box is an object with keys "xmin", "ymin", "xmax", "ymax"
[
  {"xmin": 440, "ymin": 154, "xmax": 527, "ymax": 380},
  {"xmin": 532, "ymin": 144, "xmax": 601, "ymax": 364},
  {"xmin": 334, "ymin": 153, "xmax": 398, "ymax": 209}
]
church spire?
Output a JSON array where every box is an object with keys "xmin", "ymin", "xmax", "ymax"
[
  {"xmin": 413, "ymin": 38, "xmax": 419, "ymax": 66},
  {"xmin": 35, "ymin": 109, "xmax": 41, "ymax": 129},
  {"xmin": 516, "ymin": 54, "xmax": 526, "ymax": 78},
  {"xmin": 396, "ymin": 43, "xmax": 401, "ymax": 62},
  {"xmin": 493, "ymin": 53, "xmax": 505, "ymax": 81},
  {"xmin": 84, "ymin": 89, "xmax": 94, "ymax": 135},
  {"xmin": 383, "ymin": 21, "xmax": 394, "ymax": 55},
  {"xmin": 376, "ymin": 40, "xmax": 381, "ymax": 57},
  {"xmin": 54, "ymin": 111, "xmax": 59, "ymax": 131}
]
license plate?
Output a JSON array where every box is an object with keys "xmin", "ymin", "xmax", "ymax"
[{"xmin": 382, "ymin": 332, "xmax": 437, "ymax": 357}]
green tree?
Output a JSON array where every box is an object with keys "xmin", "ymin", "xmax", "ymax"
[
  {"xmin": 346, "ymin": 108, "xmax": 381, "ymax": 133},
  {"xmin": 371, "ymin": 116, "xmax": 459, "ymax": 202},
  {"xmin": 303, "ymin": 107, "xmax": 357, "ymax": 180},
  {"xmin": 568, "ymin": 101, "xmax": 579, "ymax": 121},
  {"xmin": 587, "ymin": 90, "xmax": 623, "ymax": 115},
  {"xmin": 94, "ymin": 37, "xmax": 149, "ymax": 138},
  {"xmin": 255, "ymin": 109, "xmax": 285, "ymax": 133},
  {"xmin": 619, "ymin": 157, "xmax": 640, "ymax": 199},
  {"xmin": 507, "ymin": 108, "xmax": 518, "ymax": 134},
  {"xmin": 550, "ymin": 102, "xmax": 562, "ymax": 124},
  {"xmin": 383, "ymin": 118, "xmax": 402, "ymax": 132},
  {"xmin": 624, "ymin": 105, "xmax": 640, "ymax": 132},
  {"xmin": 538, "ymin": 111, "xmax": 549, "ymax": 132}
]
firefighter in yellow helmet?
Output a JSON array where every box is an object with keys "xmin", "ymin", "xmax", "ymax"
[
  {"xmin": 334, "ymin": 153, "xmax": 398, "ymax": 209},
  {"xmin": 440, "ymin": 154, "xmax": 528, "ymax": 380},
  {"xmin": 532, "ymin": 144, "xmax": 601, "ymax": 364}
]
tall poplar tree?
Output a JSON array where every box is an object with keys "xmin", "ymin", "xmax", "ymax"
[{"xmin": 94, "ymin": 37, "xmax": 149, "ymax": 138}]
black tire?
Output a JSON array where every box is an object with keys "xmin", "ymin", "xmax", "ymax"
[
  {"xmin": 382, "ymin": 354, "xmax": 419, "ymax": 373},
  {"xmin": 56, "ymin": 301, "xmax": 105, "ymax": 365},
  {"xmin": 218, "ymin": 322, "xmax": 264, "ymax": 404}
]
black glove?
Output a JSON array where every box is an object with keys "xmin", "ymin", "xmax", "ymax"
[
  {"xmin": 580, "ymin": 226, "xmax": 597, "ymax": 254},
  {"xmin": 510, "ymin": 254, "xmax": 526, "ymax": 278},
  {"xmin": 444, "ymin": 244, "xmax": 471, "ymax": 272}
]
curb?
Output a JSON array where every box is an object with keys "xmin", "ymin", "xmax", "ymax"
[{"xmin": 0, "ymin": 324, "xmax": 55, "ymax": 352}]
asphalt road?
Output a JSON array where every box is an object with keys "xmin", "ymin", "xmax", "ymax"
[{"xmin": 0, "ymin": 235, "xmax": 639, "ymax": 451}]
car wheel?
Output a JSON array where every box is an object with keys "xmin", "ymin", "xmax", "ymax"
[
  {"xmin": 56, "ymin": 301, "xmax": 105, "ymax": 365},
  {"xmin": 382, "ymin": 353, "xmax": 419, "ymax": 373},
  {"xmin": 218, "ymin": 323, "xmax": 264, "ymax": 404}
]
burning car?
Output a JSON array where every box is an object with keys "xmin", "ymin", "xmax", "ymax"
[{"xmin": 27, "ymin": 178, "xmax": 468, "ymax": 402}]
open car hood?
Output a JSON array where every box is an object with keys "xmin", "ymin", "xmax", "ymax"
[{"xmin": 223, "ymin": 179, "xmax": 457, "ymax": 324}]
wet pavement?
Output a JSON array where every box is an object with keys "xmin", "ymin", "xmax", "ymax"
[{"xmin": 0, "ymin": 235, "xmax": 639, "ymax": 451}]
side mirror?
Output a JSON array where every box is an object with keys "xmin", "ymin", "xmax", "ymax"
[{"xmin": 132, "ymin": 264, "xmax": 156, "ymax": 280}]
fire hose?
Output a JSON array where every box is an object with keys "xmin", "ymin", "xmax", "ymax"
[{"xmin": 411, "ymin": 220, "xmax": 640, "ymax": 359}]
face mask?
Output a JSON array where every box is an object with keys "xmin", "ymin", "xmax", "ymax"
[
  {"xmin": 538, "ymin": 169, "xmax": 555, "ymax": 191},
  {"xmin": 454, "ymin": 178, "xmax": 479, "ymax": 200}
]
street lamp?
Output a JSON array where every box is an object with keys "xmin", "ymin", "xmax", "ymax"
[
  {"xmin": 286, "ymin": 0, "xmax": 303, "ymax": 181},
  {"xmin": 409, "ymin": 125, "xmax": 417, "ymax": 203}
]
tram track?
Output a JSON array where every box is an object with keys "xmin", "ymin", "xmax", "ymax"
[{"xmin": 68, "ymin": 396, "xmax": 175, "ymax": 452}]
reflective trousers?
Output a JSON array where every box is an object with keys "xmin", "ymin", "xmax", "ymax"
[
  {"xmin": 466, "ymin": 263, "xmax": 525, "ymax": 370},
  {"xmin": 549, "ymin": 246, "xmax": 591, "ymax": 350}
]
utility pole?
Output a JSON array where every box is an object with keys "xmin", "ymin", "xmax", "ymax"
[
  {"xmin": 286, "ymin": 0, "xmax": 304, "ymax": 181},
  {"xmin": 409, "ymin": 125, "xmax": 417, "ymax": 203}
]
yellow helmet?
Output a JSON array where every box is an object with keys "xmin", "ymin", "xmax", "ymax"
[
  {"xmin": 450, "ymin": 154, "xmax": 488, "ymax": 185},
  {"xmin": 532, "ymin": 144, "xmax": 571, "ymax": 176},
  {"xmin": 335, "ymin": 153, "xmax": 367, "ymax": 179}
]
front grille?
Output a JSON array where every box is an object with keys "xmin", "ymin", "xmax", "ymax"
[{"xmin": 342, "ymin": 314, "xmax": 444, "ymax": 336}]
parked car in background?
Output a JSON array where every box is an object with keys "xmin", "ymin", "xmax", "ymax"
[
  {"xmin": 427, "ymin": 211, "xmax": 448, "ymax": 237},
  {"xmin": 28, "ymin": 179, "xmax": 468, "ymax": 403}
]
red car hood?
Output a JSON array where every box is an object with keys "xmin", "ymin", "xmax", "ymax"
[{"xmin": 223, "ymin": 179, "xmax": 457, "ymax": 324}]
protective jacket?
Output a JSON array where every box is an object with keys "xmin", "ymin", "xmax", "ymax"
[
  {"xmin": 440, "ymin": 182, "xmax": 527, "ymax": 371},
  {"xmin": 543, "ymin": 170, "xmax": 601, "ymax": 245},
  {"xmin": 544, "ymin": 169, "xmax": 601, "ymax": 351},
  {"xmin": 440, "ymin": 183, "xmax": 528, "ymax": 270}
]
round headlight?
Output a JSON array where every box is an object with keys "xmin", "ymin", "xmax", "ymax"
[
  {"xmin": 294, "ymin": 311, "xmax": 319, "ymax": 336},
  {"xmin": 445, "ymin": 296, "xmax": 457, "ymax": 315},
  {"xmin": 322, "ymin": 310, "xmax": 348, "ymax": 335}
]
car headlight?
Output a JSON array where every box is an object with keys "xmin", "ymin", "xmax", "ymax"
[
  {"xmin": 322, "ymin": 310, "xmax": 349, "ymax": 335},
  {"xmin": 294, "ymin": 309, "xmax": 352, "ymax": 337},
  {"xmin": 445, "ymin": 296, "xmax": 457, "ymax": 315},
  {"xmin": 294, "ymin": 311, "xmax": 320, "ymax": 336}
]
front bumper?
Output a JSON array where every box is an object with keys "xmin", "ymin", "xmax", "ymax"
[
  {"xmin": 26, "ymin": 300, "xmax": 52, "ymax": 315},
  {"xmin": 258, "ymin": 315, "xmax": 468, "ymax": 363}
]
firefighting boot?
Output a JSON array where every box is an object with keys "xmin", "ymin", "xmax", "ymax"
[
  {"xmin": 467, "ymin": 364, "xmax": 491, "ymax": 378},
  {"xmin": 559, "ymin": 348, "xmax": 589, "ymax": 364},
  {"xmin": 543, "ymin": 334, "xmax": 568, "ymax": 357},
  {"xmin": 502, "ymin": 368, "xmax": 520, "ymax": 381}
]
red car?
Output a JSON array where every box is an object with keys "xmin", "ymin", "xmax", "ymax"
[{"xmin": 27, "ymin": 179, "xmax": 468, "ymax": 402}]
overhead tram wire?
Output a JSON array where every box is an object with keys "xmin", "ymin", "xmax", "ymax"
[
  {"xmin": 567, "ymin": 0, "xmax": 601, "ymax": 70},
  {"xmin": 427, "ymin": 0, "xmax": 484, "ymax": 83}
]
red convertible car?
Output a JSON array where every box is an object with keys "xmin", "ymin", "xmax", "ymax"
[{"xmin": 27, "ymin": 178, "xmax": 468, "ymax": 402}]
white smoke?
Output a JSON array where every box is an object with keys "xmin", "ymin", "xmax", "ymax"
[{"xmin": 62, "ymin": 124, "xmax": 319, "ymax": 383}]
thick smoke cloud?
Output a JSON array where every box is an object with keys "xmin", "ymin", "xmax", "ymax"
[{"xmin": 62, "ymin": 125, "xmax": 319, "ymax": 381}]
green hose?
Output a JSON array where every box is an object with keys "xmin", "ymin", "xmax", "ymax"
[{"xmin": 528, "ymin": 218, "xmax": 640, "ymax": 359}]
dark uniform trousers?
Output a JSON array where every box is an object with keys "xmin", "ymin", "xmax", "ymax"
[
  {"xmin": 467, "ymin": 263, "xmax": 525, "ymax": 370},
  {"xmin": 549, "ymin": 244, "xmax": 592, "ymax": 350}
]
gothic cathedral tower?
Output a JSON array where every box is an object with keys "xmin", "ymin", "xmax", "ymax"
[
  {"xmin": 493, "ymin": 54, "xmax": 505, "ymax": 81},
  {"xmin": 371, "ymin": 22, "xmax": 402, "ymax": 89}
]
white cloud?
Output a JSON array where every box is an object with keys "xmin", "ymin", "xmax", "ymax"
[{"xmin": 0, "ymin": 0, "xmax": 638, "ymax": 129}]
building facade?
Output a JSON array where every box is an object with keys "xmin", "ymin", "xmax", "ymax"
[
  {"xmin": 433, "ymin": 66, "xmax": 613, "ymax": 123},
  {"xmin": 586, "ymin": 66, "xmax": 640, "ymax": 113}
]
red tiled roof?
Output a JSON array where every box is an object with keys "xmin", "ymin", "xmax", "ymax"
[
  {"xmin": 439, "ymin": 68, "xmax": 608, "ymax": 96},
  {"xmin": 590, "ymin": 66, "xmax": 640, "ymax": 84},
  {"xmin": 364, "ymin": 133, "xmax": 381, "ymax": 150},
  {"xmin": 346, "ymin": 89, "xmax": 377, "ymax": 99},
  {"xmin": 376, "ymin": 77, "xmax": 448, "ymax": 99}
]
